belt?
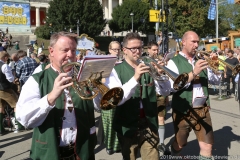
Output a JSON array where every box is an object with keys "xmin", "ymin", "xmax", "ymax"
[
  {"xmin": 193, "ymin": 78, "xmax": 200, "ymax": 84},
  {"xmin": 59, "ymin": 143, "xmax": 75, "ymax": 160},
  {"xmin": 59, "ymin": 143, "xmax": 75, "ymax": 149}
]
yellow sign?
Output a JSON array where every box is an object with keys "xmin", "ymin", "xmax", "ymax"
[
  {"xmin": 0, "ymin": 4, "xmax": 28, "ymax": 25},
  {"xmin": 149, "ymin": 10, "xmax": 166, "ymax": 22}
]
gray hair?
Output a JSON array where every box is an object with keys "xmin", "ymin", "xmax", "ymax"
[{"xmin": 49, "ymin": 32, "xmax": 78, "ymax": 48}]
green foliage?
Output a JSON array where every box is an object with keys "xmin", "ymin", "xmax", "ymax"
[
  {"xmin": 46, "ymin": 0, "xmax": 106, "ymax": 37},
  {"xmin": 168, "ymin": 0, "xmax": 215, "ymax": 38},
  {"xmin": 35, "ymin": 25, "xmax": 51, "ymax": 39},
  {"xmin": 234, "ymin": 12, "xmax": 240, "ymax": 29},
  {"xmin": 109, "ymin": 0, "xmax": 155, "ymax": 33},
  {"xmin": 219, "ymin": 3, "xmax": 240, "ymax": 33}
]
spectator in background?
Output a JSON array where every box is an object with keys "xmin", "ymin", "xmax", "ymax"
[
  {"xmin": 235, "ymin": 48, "xmax": 240, "ymax": 62},
  {"xmin": 15, "ymin": 41, "xmax": 19, "ymax": 50},
  {"xmin": 218, "ymin": 51, "xmax": 226, "ymax": 71},
  {"xmin": 157, "ymin": 31, "xmax": 163, "ymax": 54},
  {"xmin": 33, "ymin": 41, "xmax": 38, "ymax": 53},
  {"xmin": 32, "ymin": 54, "xmax": 51, "ymax": 75},
  {"xmin": 31, "ymin": 53, "xmax": 40, "ymax": 64},
  {"xmin": 38, "ymin": 54, "xmax": 48, "ymax": 64},
  {"xmin": 0, "ymin": 51, "xmax": 23, "ymax": 135},
  {"xmin": 0, "ymin": 43, "xmax": 7, "ymax": 51},
  {"xmin": 41, "ymin": 41, "xmax": 44, "ymax": 50},
  {"xmin": 224, "ymin": 49, "xmax": 239, "ymax": 96},
  {"xmin": 224, "ymin": 48, "xmax": 229, "ymax": 58},
  {"xmin": 16, "ymin": 50, "xmax": 38, "ymax": 90}
]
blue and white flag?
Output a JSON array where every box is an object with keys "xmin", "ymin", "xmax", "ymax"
[{"xmin": 208, "ymin": 0, "xmax": 216, "ymax": 20}]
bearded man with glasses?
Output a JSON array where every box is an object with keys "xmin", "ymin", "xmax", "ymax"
[{"xmin": 94, "ymin": 32, "xmax": 171, "ymax": 160}]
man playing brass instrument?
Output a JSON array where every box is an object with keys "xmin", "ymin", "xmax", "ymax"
[
  {"xmin": 94, "ymin": 32, "xmax": 171, "ymax": 160},
  {"xmin": 16, "ymin": 32, "xmax": 96, "ymax": 160},
  {"xmin": 146, "ymin": 41, "xmax": 171, "ymax": 155},
  {"xmin": 166, "ymin": 31, "xmax": 220, "ymax": 159}
]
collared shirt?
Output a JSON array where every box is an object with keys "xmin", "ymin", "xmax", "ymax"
[
  {"xmin": 93, "ymin": 68, "xmax": 171, "ymax": 109},
  {"xmin": 16, "ymin": 66, "xmax": 82, "ymax": 146},
  {"xmin": 16, "ymin": 56, "xmax": 38, "ymax": 83},
  {"xmin": 166, "ymin": 52, "xmax": 221, "ymax": 102},
  {"xmin": 0, "ymin": 60, "xmax": 14, "ymax": 82}
]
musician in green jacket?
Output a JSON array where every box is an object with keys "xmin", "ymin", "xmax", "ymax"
[
  {"xmin": 166, "ymin": 31, "xmax": 221, "ymax": 160},
  {"xmin": 16, "ymin": 32, "xmax": 96, "ymax": 160},
  {"xmin": 94, "ymin": 32, "xmax": 171, "ymax": 160}
]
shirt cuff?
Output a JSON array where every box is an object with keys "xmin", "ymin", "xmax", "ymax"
[
  {"xmin": 128, "ymin": 77, "xmax": 139, "ymax": 87},
  {"xmin": 43, "ymin": 95, "xmax": 55, "ymax": 111}
]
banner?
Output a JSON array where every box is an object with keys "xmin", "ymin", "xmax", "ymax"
[
  {"xmin": 208, "ymin": 0, "xmax": 216, "ymax": 20},
  {"xmin": 0, "ymin": 2, "xmax": 30, "ymax": 26}
]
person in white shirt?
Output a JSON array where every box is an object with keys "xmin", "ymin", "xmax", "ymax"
[
  {"xmin": 0, "ymin": 51, "xmax": 20, "ymax": 135},
  {"xmin": 166, "ymin": 31, "xmax": 220, "ymax": 160}
]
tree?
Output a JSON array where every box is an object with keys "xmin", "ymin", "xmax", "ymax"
[
  {"xmin": 218, "ymin": 2, "xmax": 240, "ymax": 34},
  {"xmin": 109, "ymin": 0, "xmax": 155, "ymax": 34},
  {"xmin": 35, "ymin": 25, "xmax": 51, "ymax": 39},
  {"xmin": 46, "ymin": 0, "xmax": 106, "ymax": 37},
  {"xmin": 167, "ymin": 0, "xmax": 215, "ymax": 38}
]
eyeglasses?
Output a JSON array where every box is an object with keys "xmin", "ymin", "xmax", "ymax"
[
  {"xmin": 110, "ymin": 49, "xmax": 121, "ymax": 52},
  {"xmin": 125, "ymin": 47, "xmax": 142, "ymax": 53}
]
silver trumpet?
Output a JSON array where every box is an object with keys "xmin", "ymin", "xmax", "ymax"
[{"xmin": 138, "ymin": 56, "xmax": 189, "ymax": 90}]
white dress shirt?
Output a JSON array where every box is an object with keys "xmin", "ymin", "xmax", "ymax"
[
  {"xmin": 93, "ymin": 68, "xmax": 171, "ymax": 109},
  {"xmin": 32, "ymin": 64, "xmax": 43, "ymax": 75},
  {"xmin": 166, "ymin": 52, "xmax": 221, "ymax": 103},
  {"xmin": 1, "ymin": 60, "xmax": 14, "ymax": 82}
]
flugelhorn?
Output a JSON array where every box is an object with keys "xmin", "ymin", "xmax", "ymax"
[
  {"xmin": 138, "ymin": 56, "xmax": 189, "ymax": 90},
  {"xmin": 60, "ymin": 60, "xmax": 124, "ymax": 110}
]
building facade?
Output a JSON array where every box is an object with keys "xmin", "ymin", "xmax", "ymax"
[{"xmin": 0, "ymin": 0, "xmax": 122, "ymax": 34}]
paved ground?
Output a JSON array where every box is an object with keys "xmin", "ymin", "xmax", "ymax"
[{"xmin": 1, "ymin": 89, "xmax": 240, "ymax": 160}]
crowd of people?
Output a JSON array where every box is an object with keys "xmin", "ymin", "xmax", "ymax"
[
  {"xmin": 0, "ymin": 30, "xmax": 240, "ymax": 160},
  {"xmin": 0, "ymin": 28, "xmax": 19, "ymax": 51}
]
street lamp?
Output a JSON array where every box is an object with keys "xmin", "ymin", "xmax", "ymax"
[
  {"xmin": 130, "ymin": 12, "xmax": 134, "ymax": 32},
  {"xmin": 77, "ymin": 19, "xmax": 79, "ymax": 36}
]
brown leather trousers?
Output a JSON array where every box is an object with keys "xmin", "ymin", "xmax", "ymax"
[{"xmin": 172, "ymin": 106, "xmax": 214, "ymax": 147}]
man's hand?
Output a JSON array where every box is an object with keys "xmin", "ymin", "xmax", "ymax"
[
  {"xmin": 151, "ymin": 61, "xmax": 165, "ymax": 75},
  {"xmin": 134, "ymin": 63, "xmax": 150, "ymax": 81},
  {"xmin": 193, "ymin": 59, "xmax": 208, "ymax": 75},
  {"xmin": 47, "ymin": 73, "xmax": 73, "ymax": 106}
]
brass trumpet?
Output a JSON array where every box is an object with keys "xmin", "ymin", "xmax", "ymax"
[
  {"xmin": 138, "ymin": 56, "xmax": 189, "ymax": 90},
  {"xmin": 196, "ymin": 51, "xmax": 240, "ymax": 76},
  {"xmin": 60, "ymin": 61, "xmax": 124, "ymax": 110}
]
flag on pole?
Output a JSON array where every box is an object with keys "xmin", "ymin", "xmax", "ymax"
[{"xmin": 208, "ymin": 0, "xmax": 216, "ymax": 20}]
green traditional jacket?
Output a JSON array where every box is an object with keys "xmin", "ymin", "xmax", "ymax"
[
  {"xmin": 113, "ymin": 60, "xmax": 158, "ymax": 137},
  {"xmin": 171, "ymin": 54, "xmax": 210, "ymax": 114},
  {"xmin": 31, "ymin": 67, "xmax": 96, "ymax": 160}
]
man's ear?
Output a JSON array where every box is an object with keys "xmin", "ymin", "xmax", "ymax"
[
  {"xmin": 48, "ymin": 47, "xmax": 54, "ymax": 57},
  {"xmin": 122, "ymin": 48, "xmax": 127, "ymax": 56}
]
